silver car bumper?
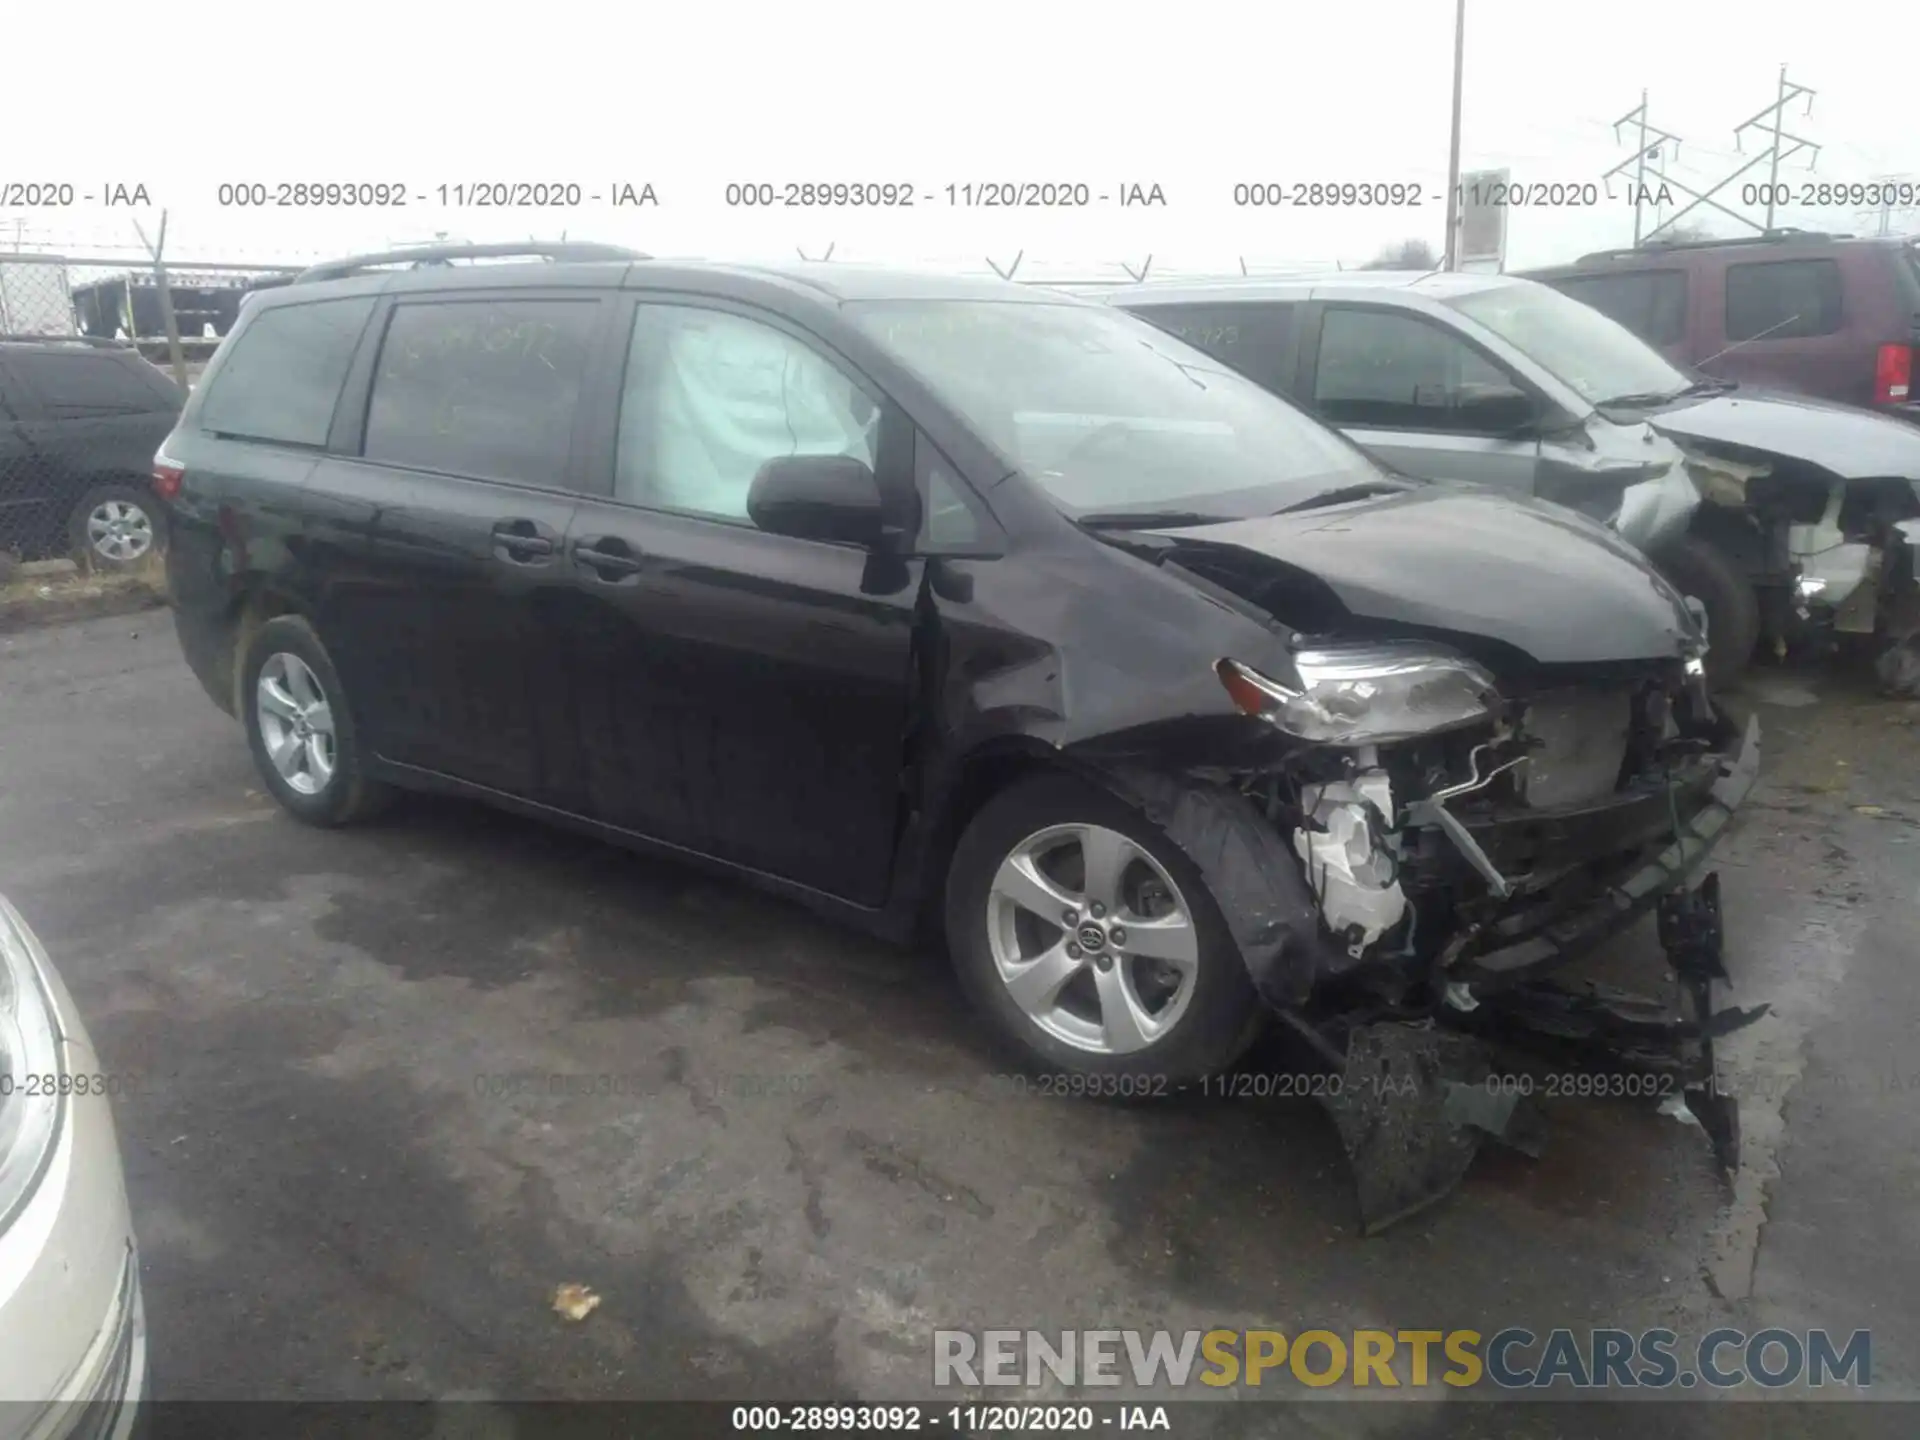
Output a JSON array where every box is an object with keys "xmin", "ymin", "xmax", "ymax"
[{"xmin": 0, "ymin": 906, "xmax": 147, "ymax": 1440}]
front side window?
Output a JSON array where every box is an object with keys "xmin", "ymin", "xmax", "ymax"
[
  {"xmin": 200, "ymin": 296, "xmax": 376, "ymax": 446},
  {"xmin": 847, "ymin": 299, "xmax": 1378, "ymax": 522},
  {"xmin": 1724, "ymin": 259, "xmax": 1843, "ymax": 341},
  {"xmin": 363, "ymin": 298, "xmax": 600, "ymax": 485},
  {"xmin": 1448, "ymin": 281, "xmax": 1691, "ymax": 408},
  {"xmin": 1312, "ymin": 307, "xmax": 1517, "ymax": 432},
  {"xmin": 1550, "ymin": 271, "xmax": 1688, "ymax": 347},
  {"xmin": 616, "ymin": 304, "xmax": 877, "ymax": 522}
]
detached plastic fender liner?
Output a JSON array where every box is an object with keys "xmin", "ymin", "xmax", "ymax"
[{"xmin": 1094, "ymin": 764, "xmax": 1348, "ymax": 1008}]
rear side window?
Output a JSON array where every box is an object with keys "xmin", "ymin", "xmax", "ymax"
[
  {"xmin": 200, "ymin": 296, "xmax": 376, "ymax": 446},
  {"xmin": 1724, "ymin": 259, "xmax": 1843, "ymax": 341},
  {"xmin": 7, "ymin": 350, "xmax": 178, "ymax": 417},
  {"xmin": 1549, "ymin": 271, "xmax": 1688, "ymax": 347},
  {"xmin": 364, "ymin": 298, "xmax": 600, "ymax": 485},
  {"xmin": 1131, "ymin": 302, "xmax": 1297, "ymax": 394}
]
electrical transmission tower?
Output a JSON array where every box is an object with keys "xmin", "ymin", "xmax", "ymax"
[
  {"xmin": 1603, "ymin": 67, "xmax": 1819, "ymax": 247},
  {"xmin": 1854, "ymin": 177, "xmax": 1920, "ymax": 238},
  {"xmin": 1733, "ymin": 66, "xmax": 1819, "ymax": 232},
  {"xmin": 1603, "ymin": 91, "xmax": 1683, "ymax": 246}
]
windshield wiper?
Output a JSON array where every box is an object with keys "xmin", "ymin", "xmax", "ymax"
[
  {"xmin": 1073, "ymin": 509, "xmax": 1227, "ymax": 530},
  {"xmin": 1596, "ymin": 376, "xmax": 1736, "ymax": 409},
  {"xmin": 1271, "ymin": 480, "xmax": 1413, "ymax": 515}
]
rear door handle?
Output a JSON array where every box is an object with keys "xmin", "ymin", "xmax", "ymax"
[
  {"xmin": 492, "ymin": 518, "xmax": 558, "ymax": 564},
  {"xmin": 572, "ymin": 534, "xmax": 644, "ymax": 581}
]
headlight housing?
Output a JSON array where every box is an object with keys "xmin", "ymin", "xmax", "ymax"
[
  {"xmin": 1217, "ymin": 645, "xmax": 1498, "ymax": 745},
  {"xmin": 0, "ymin": 897, "xmax": 65, "ymax": 1226}
]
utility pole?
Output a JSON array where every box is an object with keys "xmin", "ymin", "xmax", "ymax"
[
  {"xmin": 1441, "ymin": 0, "xmax": 1466, "ymax": 270},
  {"xmin": 1735, "ymin": 65, "xmax": 1817, "ymax": 233},
  {"xmin": 1603, "ymin": 91, "xmax": 1682, "ymax": 246}
]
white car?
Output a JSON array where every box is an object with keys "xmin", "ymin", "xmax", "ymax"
[{"xmin": 0, "ymin": 896, "xmax": 145, "ymax": 1439}]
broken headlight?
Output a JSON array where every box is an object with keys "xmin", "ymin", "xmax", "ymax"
[
  {"xmin": 1218, "ymin": 645, "xmax": 1498, "ymax": 745},
  {"xmin": 0, "ymin": 897, "xmax": 64, "ymax": 1227}
]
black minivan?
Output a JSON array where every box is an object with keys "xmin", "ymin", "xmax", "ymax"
[{"xmin": 159, "ymin": 242, "xmax": 1756, "ymax": 1100}]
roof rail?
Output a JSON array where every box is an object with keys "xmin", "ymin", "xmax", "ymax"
[
  {"xmin": 0, "ymin": 332, "xmax": 135, "ymax": 348},
  {"xmin": 1573, "ymin": 227, "xmax": 1853, "ymax": 263},
  {"xmin": 291, "ymin": 241, "xmax": 651, "ymax": 285}
]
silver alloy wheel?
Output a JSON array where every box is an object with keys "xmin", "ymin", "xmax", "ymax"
[
  {"xmin": 85, "ymin": 499, "xmax": 153, "ymax": 562},
  {"xmin": 985, "ymin": 822, "xmax": 1201, "ymax": 1055},
  {"xmin": 256, "ymin": 652, "xmax": 337, "ymax": 796}
]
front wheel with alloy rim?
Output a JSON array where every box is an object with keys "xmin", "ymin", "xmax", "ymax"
[
  {"xmin": 67, "ymin": 483, "xmax": 163, "ymax": 570},
  {"xmin": 240, "ymin": 615, "xmax": 392, "ymax": 826},
  {"xmin": 945, "ymin": 773, "xmax": 1262, "ymax": 1086}
]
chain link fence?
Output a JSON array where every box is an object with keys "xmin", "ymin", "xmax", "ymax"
[{"xmin": 0, "ymin": 250, "xmax": 296, "ymax": 573}]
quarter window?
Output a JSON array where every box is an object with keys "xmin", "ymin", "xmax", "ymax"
[
  {"xmin": 1724, "ymin": 259, "xmax": 1843, "ymax": 341},
  {"xmin": 616, "ymin": 304, "xmax": 878, "ymax": 523},
  {"xmin": 363, "ymin": 298, "xmax": 600, "ymax": 485},
  {"xmin": 199, "ymin": 296, "xmax": 375, "ymax": 446},
  {"xmin": 1313, "ymin": 307, "xmax": 1518, "ymax": 432}
]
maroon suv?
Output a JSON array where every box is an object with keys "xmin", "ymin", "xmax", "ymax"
[{"xmin": 1521, "ymin": 230, "xmax": 1920, "ymax": 422}]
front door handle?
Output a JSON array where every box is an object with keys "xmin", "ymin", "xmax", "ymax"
[
  {"xmin": 492, "ymin": 518, "xmax": 558, "ymax": 565},
  {"xmin": 572, "ymin": 535, "xmax": 644, "ymax": 582}
]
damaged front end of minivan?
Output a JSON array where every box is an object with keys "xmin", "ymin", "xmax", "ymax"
[{"xmin": 1051, "ymin": 498, "xmax": 1765, "ymax": 1232}]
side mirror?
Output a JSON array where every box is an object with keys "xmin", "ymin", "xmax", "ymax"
[
  {"xmin": 1456, "ymin": 386, "xmax": 1538, "ymax": 435},
  {"xmin": 746, "ymin": 454, "xmax": 885, "ymax": 548}
]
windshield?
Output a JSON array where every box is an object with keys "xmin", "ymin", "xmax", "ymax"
[
  {"xmin": 846, "ymin": 299, "xmax": 1385, "ymax": 520},
  {"xmin": 1449, "ymin": 281, "xmax": 1692, "ymax": 408}
]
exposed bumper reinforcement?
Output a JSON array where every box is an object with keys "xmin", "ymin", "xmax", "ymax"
[{"xmin": 1453, "ymin": 713, "xmax": 1760, "ymax": 990}]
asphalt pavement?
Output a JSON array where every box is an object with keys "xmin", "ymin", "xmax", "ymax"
[{"xmin": 2, "ymin": 613, "xmax": 1916, "ymax": 1435}]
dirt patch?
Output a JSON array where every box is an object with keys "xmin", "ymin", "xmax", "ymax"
[{"xmin": 0, "ymin": 559, "xmax": 168, "ymax": 634}]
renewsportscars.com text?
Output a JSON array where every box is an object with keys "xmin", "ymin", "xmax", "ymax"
[{"xmin": 933, "ymin": 1327, "xmax": 1871, "ymax": 1391}]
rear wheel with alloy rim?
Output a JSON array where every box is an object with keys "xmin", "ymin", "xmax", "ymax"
[
  {"xmin": 67, "ymin": 483, "xmax": 162, "ymax": 570},
  {"xmin": 240, "ymin": 615, "xmax": 392, "ymax": 826},
  {"xmin": 946, "ymin": 773, "xmax": 1262, "ymax": 1084}
]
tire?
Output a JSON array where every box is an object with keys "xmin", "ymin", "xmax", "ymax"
[
  {"xmin": 944, "ymin": 772, "xmax": 1262, "ymax": 1088},
  {"xmin": 1656, "ymin": 535, "xmax": 1760, "ymax": 687},
  {"xmin": 66, "ymin": 482, "xmax": 164, "ymax": 571},
  {"xmin": 240, "ymin": 615, "xmax": 393, "ymax": 827}
]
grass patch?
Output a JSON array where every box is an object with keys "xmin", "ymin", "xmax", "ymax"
[{"xmin": 0, "ymin": 554, "xmax": 168, "ymax": 633}]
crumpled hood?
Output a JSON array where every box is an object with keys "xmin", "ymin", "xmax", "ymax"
[
  {"xmin": 1649, "ymin": 389, "xmax": 1920, "ymax": 481},
  {"xmin": 1161, "ymin": 484, "xmax": 1703, "ymax": 665}
]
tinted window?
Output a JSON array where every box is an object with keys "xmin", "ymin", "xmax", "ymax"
[
  {"xmin": 1131, "ymin": 302, "xmax": 1296, "ymax": 394},
  {"xmin": 200, "ymin": 297, "xmax": 375, "ymax": 446},
  {"xmin": 616, "ymin": 304, "xmax": 877, "ymax": 522},
  {"xmin": 1313, "ymin": 307, "xmax": 1517, "ymax": 431},
  {"xmin": 362, "ymin": 299, "xmax": 598, "ymax": 485},
  {"xmin": 1724, "ymin": 259, "xmax": 1843, "ymax": 341},
  {"xmin": 8, "ymin": 350, "xmax": 178, "ymax": 417},
  {"xmin": 1550, "ymin": 271, "xmax": 1687, "ymax": 347}
]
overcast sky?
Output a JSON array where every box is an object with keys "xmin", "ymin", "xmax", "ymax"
[{"xmin": 5, "ymin": 0, "xmax": 1914, "ymax": 280}]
